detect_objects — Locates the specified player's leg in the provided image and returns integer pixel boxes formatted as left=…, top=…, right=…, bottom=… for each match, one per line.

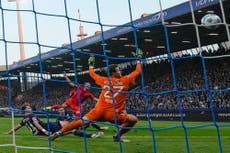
left=91, top=123, right=109, bottom=131
left=76, top=108, right=105, bottom=137
left=72, top=129, right=104, bottom=138
left=90, top=131, right=104, bottom=138
left=59, top=120, right=69, bottom=127
left=50, top=119, right=83, bottom=140
left=48, top=121, right=63, bottom=133
left=113, top=113, right=138, bottom=142
left=50, top=108, right=101, bottom=140
left=119, top=114, right=138, bottom=135
left=71, top=120, right=104, bottom=138
left=91, top=123, right=101, bottom=130
left=60, top=107, right=100, bottom=134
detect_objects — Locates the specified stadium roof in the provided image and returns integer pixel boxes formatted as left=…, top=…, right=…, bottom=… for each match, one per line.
left=7, top=0, right=230, bottom=74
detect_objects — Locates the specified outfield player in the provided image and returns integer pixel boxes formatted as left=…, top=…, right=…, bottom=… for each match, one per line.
left=50, top=50, right=142, bottom=142
left=6, top=103, right=104, bottom=138
left=47, top=72, right=98, bottom=117
left=46, top=72, right=108, bottom=130
left=7, top=103, right=63, bottom=136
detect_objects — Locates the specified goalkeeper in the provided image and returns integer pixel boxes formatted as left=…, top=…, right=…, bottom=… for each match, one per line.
left=50, top=49, right=143, bottom=142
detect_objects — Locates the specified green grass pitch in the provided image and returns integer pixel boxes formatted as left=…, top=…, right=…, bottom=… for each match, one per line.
left=0, top=117, right=229, bottom=153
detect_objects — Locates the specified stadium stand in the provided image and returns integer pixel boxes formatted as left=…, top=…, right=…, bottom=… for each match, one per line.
left=1, top=49, right=229, bottom=113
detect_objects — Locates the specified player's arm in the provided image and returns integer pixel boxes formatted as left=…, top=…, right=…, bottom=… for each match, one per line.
left=64, top=71, right=76, bottom=88
left=85, top=91, right=98, bottom=102
left=6, top=124, right=22, bottom=134
left=90, top=93, right=98, bottom=102
left=89, top=94, right=98, bottom=102
left=128, top=61, right=141, bottom=78
left=128, top=49, right=143, bottom=81
left=89, top=67, right=102, bottom=82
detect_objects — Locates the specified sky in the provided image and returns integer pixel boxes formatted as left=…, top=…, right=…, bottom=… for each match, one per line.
left=0, top=0, right=187, bottom=65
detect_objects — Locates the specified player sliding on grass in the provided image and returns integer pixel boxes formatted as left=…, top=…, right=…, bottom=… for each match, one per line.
left=6, top=103, right=103, bottom=138
left=50, top=49, right=143, bottom=142
left=45, top=72, right=109, bottom=131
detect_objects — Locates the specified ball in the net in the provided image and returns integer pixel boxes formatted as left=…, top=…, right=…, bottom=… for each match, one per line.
left=201, top=14, right=222, bottom=29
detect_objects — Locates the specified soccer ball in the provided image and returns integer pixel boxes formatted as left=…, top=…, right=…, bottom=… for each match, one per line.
left=201, top=14, right=222, bottom=29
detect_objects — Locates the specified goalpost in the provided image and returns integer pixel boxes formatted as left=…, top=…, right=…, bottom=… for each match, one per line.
left=0, top=0, right=229, bottom=153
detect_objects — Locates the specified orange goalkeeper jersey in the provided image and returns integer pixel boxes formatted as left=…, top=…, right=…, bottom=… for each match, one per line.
left=89, top=61, right=141, bottom=111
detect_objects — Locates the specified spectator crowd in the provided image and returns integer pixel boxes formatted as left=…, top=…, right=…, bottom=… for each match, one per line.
left=1, top=51, right=229, bottom=113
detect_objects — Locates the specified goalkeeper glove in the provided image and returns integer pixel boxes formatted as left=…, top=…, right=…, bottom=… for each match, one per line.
left=88, top=56, right=95, bottom=66
left=132, top=48, right=143, bottom=58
